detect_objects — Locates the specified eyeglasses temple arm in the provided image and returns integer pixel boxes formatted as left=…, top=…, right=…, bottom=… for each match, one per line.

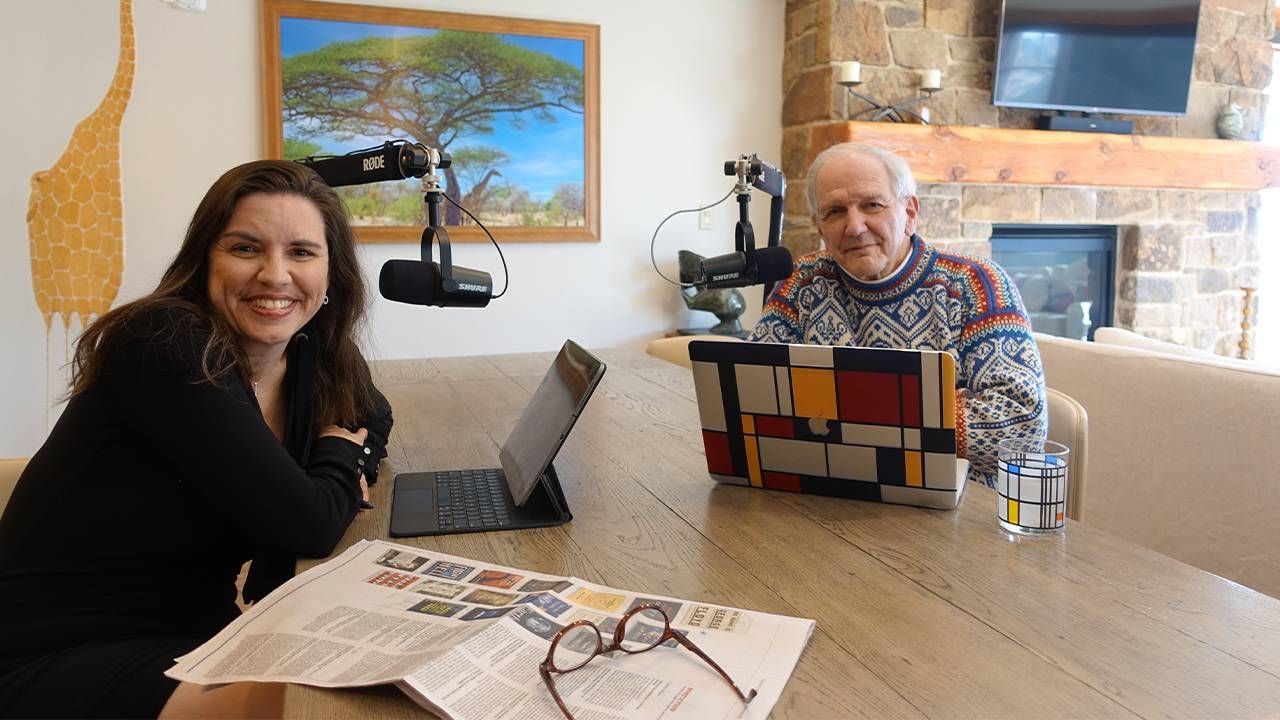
left=670, top=631, right=758, bottom=703
left=539, top=662, right=577, bottom=720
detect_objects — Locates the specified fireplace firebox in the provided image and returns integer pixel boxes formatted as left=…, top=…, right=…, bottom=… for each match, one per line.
left=990, top=225, right=1116, bottom=341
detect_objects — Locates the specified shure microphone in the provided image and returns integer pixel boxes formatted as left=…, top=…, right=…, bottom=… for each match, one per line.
left=297, top=141, right=443, bottom=188
left=699, top=246, right=793, bottom=290
left=380, top=218, right=494, bottom=308
left=675, top=153, right=794, bottom=296
left=379, top=260, right=492, bottom=308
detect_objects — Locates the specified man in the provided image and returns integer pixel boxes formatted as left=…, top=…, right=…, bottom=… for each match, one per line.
left=750, top=142, right=1046, bottom=483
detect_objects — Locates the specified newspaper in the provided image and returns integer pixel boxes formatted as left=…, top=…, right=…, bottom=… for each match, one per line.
left=167, top=539, right=815, bottom=720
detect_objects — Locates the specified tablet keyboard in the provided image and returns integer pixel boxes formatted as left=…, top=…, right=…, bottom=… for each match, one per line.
left=435, top=469, right=512, bottom=530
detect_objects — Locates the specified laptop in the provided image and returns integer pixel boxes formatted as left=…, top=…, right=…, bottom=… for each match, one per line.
left=688, top=340, right=968, bottom=510
left=389, top=340, right=606, bottom=537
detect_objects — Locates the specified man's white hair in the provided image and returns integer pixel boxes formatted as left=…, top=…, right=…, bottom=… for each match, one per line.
left=805, top=142, right=918, bottom=217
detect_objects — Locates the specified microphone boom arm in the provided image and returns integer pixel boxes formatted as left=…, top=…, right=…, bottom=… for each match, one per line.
left=722, top=154, right=788, bottom=302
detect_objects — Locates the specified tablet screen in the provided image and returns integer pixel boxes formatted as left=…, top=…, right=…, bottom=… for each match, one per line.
left=499, top=340, right=605, bottom=506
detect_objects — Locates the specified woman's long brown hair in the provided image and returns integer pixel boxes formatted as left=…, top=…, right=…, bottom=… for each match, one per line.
left=72, top=160, right=374, bottom=428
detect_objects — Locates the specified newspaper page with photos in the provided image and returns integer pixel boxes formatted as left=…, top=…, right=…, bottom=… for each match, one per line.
left=167, top=539, right=815, bottom=720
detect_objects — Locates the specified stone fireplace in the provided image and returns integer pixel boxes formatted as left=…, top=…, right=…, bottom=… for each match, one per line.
left=780, top=0, right=1271, bottom=356
left=914, top=183, right=1259, bottom=353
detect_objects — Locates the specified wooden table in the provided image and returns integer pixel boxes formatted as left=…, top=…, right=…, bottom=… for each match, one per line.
left=285, top=350, right=1280, bottom=718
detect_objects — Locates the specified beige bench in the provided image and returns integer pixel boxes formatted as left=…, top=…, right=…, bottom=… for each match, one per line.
left=1036, top=332, right=1280, bottom=599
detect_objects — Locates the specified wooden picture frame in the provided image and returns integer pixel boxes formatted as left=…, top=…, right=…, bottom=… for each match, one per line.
left=261, top=0, right=600, bottom=243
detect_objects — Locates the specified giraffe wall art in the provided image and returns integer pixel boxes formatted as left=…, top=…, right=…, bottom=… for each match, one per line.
left=27, top=0, right=133, bottom=335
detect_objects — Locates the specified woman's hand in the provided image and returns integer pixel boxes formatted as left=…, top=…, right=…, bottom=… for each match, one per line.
left=320, top=425, right=368, bottom=446
left=320, top=425, right=373, bottom=508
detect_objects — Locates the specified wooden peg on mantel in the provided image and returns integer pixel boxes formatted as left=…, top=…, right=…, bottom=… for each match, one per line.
left=808, top=122, right=1280, bottom=192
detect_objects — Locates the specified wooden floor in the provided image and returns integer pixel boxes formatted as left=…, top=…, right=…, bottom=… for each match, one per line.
left=284, top=349, right=1280, bottom=719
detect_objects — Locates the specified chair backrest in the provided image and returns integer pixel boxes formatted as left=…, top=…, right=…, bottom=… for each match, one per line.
left=1045, top=388, right=1088, bottom=521
left=644, top=335, right=742, bottom=370
left=0, top=458, right=29, bottom=516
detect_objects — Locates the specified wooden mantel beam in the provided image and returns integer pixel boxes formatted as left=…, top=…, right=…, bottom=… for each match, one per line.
left=809, top=122, right=1280, bottom=192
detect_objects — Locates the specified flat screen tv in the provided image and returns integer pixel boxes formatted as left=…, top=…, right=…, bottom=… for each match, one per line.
left=992, top=0, right=1201, bottom=116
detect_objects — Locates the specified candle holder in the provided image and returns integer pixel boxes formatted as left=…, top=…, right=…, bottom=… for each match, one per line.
left=1239, top=286, right=1256, bottom=360
left=835, top=63, right=941, bottom=124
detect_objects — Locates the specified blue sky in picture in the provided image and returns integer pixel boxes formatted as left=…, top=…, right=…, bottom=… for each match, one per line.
left=280, top=18, right=584, bottom=201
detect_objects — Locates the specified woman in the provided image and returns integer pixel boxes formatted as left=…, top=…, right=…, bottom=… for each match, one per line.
left=0, top=160, right=393, bottom=718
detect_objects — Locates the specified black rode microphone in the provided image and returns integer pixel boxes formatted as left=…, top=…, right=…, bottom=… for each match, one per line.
left=379, top=226, right=492, bottom=308
left=297, top=141, right=439, bottom=188
left=699, top=246, right=793, bottom=289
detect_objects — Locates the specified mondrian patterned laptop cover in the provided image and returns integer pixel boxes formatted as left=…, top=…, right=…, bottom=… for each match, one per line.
left=688, top=340, right=967, bottom=510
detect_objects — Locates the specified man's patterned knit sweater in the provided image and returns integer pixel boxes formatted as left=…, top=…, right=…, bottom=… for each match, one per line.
left=748, top=234, right=1047, bottom=484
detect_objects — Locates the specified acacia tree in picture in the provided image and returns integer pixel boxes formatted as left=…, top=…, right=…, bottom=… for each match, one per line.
left=282, top=30, right=584, bottom=225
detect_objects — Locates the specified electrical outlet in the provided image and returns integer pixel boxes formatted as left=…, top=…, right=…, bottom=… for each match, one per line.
left=698, top=209, right=713, bottom=230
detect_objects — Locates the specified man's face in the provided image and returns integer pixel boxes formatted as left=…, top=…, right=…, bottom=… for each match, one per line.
left=813, top=152, right=919, bottom=282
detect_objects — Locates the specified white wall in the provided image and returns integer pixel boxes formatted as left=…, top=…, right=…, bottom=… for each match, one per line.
left=0, top=0, right=784, bottom=456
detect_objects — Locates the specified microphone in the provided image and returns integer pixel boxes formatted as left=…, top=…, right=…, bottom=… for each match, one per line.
left=296, top=141, right=447, bottom=188
left=379, top=260, right=492, bottom=308
left=294, top=139, right=502, bottom=308
left=699, top=246, right=793, bottom=290
left=379, top=224, right=493, bottom=308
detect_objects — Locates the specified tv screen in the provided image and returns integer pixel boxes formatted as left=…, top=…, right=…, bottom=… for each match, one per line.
left=992, top=0, right=1201, bottom=116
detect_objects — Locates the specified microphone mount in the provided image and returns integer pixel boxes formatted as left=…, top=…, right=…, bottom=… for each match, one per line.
left=417, top=156, right=493, bottom=302
left=722, top=154, right=785, bottom=254
left=647, top=154, right=792, bottom=299
left=714, top=154, right=787, bottom=300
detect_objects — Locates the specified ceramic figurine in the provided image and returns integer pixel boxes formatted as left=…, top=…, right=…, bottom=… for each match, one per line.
left=1216, top=103, right=1244, bottom=140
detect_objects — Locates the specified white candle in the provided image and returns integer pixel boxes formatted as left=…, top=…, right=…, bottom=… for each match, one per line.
left=838, top=61, right=861, bottom=84
left=921, top=68, right=942, bottom=90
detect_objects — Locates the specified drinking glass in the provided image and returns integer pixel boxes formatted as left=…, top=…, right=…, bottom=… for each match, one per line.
left=996, top=438, right=1069, bottom=535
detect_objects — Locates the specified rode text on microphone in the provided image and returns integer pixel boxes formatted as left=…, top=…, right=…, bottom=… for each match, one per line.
left=296, top=141, right=437, bottom=188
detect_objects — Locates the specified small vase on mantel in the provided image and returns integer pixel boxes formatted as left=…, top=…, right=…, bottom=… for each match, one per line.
left=1216, top=103, right=1244, bottom=140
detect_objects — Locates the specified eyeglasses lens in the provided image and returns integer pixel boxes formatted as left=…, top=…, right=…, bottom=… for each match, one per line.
left=618, top=607, right=667, bottom=653
left=550, top=624, right=601, bottom=671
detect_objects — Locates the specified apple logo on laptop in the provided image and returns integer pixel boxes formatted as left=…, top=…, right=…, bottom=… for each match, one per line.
left=807, top=417, right=834, bottom=437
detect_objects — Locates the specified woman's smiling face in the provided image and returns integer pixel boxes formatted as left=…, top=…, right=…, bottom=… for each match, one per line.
left=206, top=192, right=329, bottom=360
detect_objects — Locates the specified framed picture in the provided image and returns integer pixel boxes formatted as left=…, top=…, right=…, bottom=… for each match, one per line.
left=261, top=0, right=600, bottom=243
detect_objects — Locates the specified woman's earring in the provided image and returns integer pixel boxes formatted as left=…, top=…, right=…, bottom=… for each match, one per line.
left=323, top=295, right=330, bottom=305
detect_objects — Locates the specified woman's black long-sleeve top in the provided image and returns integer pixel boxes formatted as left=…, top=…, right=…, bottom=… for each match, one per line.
left=0, top=307, right=393, bottom=669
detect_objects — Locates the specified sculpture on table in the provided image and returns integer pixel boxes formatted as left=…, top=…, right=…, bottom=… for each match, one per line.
left=678, top=250, right=747, bottom=337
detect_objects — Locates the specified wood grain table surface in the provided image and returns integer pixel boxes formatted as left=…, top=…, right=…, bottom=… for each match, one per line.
left=284, top=349, right=1280, bottom=719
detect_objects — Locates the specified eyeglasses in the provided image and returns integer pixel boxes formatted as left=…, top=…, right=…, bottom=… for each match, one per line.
left=538, top=603, right=757, bottom=720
